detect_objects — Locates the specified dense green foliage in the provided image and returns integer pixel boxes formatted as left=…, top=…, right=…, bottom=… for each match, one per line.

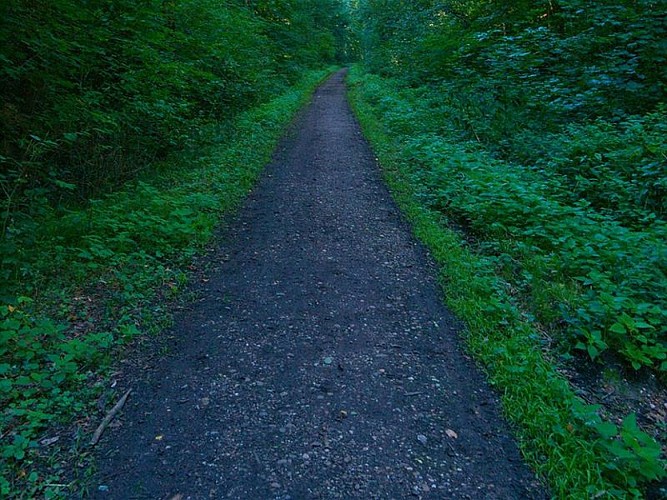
left=349, top=0, right=666, bottom=496
left=0, top=0, right=347, bottom=294
left=351, top=0, right=666, bottom=374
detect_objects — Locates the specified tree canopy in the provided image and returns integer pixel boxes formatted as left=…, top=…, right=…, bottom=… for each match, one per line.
left=0, top=0, right=350, bottom=208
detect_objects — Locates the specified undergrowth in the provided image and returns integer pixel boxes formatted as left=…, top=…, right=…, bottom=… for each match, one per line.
left=347, top=66, right=665, bottom=498
left=358, top=78, right=666, bottom=375
left=0, top=67, right=335, bottom=498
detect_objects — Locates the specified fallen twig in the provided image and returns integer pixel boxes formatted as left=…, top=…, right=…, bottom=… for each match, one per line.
left=600, top=389, right=615, bottom=401
left=90, top=389, right=132, bottom=446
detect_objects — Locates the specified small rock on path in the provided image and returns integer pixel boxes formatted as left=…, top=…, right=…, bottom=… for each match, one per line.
left=93, top=70, right=547, bottom=499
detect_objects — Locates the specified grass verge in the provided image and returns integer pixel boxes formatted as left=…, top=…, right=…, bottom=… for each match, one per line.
left=346, top=66, right=665, bottom=498
left=0, top=67, right=336, bottom=498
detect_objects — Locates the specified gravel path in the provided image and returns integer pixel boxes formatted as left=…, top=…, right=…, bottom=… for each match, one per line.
left=93, top=70, right=546, bottom=499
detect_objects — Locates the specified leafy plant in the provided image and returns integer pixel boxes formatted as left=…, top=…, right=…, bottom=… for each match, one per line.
left=347, top=64, right=666, bottom=497
left=573, top=401, right=665, bottom=494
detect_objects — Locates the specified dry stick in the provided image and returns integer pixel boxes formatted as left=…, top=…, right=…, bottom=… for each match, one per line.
left=90, top=389, right=132, bottom=446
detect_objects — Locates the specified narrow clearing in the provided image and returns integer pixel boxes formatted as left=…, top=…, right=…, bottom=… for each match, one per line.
left=93, top=70, right=546, bottom=499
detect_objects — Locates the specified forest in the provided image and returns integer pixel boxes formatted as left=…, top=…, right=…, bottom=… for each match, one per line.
left=1, top=0, right=665, bottom=497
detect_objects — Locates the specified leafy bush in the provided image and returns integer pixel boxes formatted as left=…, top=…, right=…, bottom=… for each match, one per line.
left=349, top=0, right=667, bottom=374
left=347, top=67, right=666, bottom=496
left=357, top=74, right=667, bottom=373
left=0, top=0, right=348, bottom=220
left=0, top=298, right=111, bottom=495
left=532, top=108, right=667, bottom=223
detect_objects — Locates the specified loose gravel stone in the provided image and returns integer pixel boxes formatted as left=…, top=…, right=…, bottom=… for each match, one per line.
left=92, top=70, right=547, bottom=499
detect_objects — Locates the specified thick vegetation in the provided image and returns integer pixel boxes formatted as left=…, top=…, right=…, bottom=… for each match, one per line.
left=348, top=0, right=665, bottom=497
left=1, top=0, right=345, bottom=496
left=1, top=0, right=348, bottom=288
left=352, top=0, right=666, bottom=373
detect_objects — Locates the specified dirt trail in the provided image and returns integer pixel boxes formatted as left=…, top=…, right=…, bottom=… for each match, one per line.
left=93, top=70, right=546, bottom=499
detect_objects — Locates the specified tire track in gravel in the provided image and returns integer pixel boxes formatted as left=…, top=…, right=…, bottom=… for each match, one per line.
left=92, top=70, right=547, bottom=499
